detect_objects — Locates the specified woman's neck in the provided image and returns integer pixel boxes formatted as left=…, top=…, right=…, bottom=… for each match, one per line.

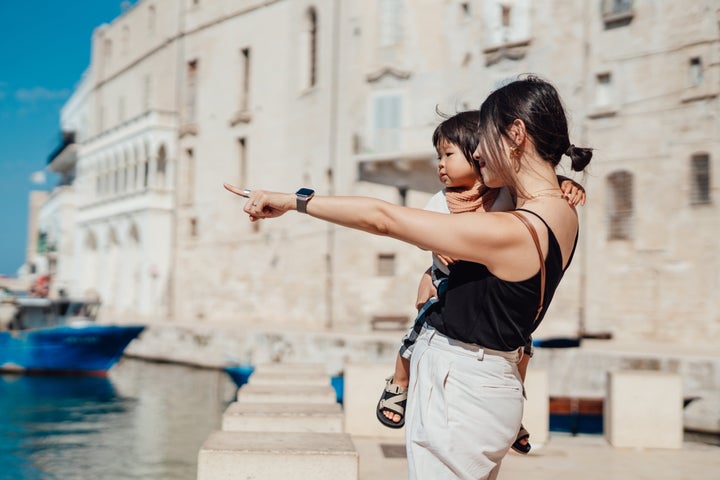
left=514, top=154, right=561, bottom=206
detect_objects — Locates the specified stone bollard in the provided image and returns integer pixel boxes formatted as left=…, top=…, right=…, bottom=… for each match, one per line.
left=343, top=362, right=405, bottom=439
left=521, top=367, right=549, bottom=446
left=222, top=401, right=344, bottom=433
left=197, top=431, right=358, bottom=480
left=604, top=370, right=683, bottom=449
left=236, top=384, right=337, bottom=404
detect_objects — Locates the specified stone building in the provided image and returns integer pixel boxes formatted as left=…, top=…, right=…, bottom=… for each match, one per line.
left=37, top=0, right=718, bottom=343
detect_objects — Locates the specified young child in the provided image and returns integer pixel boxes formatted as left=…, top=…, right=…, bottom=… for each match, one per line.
left=376, top=110, right=585, bottom=455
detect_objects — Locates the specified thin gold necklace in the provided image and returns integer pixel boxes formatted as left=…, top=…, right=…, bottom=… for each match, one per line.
left=529, top=188, right=565, bottom=199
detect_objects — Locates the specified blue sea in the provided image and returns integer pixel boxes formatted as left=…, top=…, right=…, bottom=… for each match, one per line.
left=0, top=359, right=237, bottom=480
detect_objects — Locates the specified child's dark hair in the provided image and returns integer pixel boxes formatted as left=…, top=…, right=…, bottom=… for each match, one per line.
left=432, top=110, right=482, bottom=174
left=478, top=75, right=592, bottom=196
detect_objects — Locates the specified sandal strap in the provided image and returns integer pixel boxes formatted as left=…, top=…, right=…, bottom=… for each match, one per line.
left=379, top=376, right=408, bottom=416
left=379, top=397, right=406, bottom=415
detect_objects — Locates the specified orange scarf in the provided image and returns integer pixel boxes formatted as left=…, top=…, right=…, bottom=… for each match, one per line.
left=445, top=180, right=497, bottom=213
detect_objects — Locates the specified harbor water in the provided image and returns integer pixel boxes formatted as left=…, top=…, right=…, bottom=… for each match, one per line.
left=0, top=358, right=238, bottom=480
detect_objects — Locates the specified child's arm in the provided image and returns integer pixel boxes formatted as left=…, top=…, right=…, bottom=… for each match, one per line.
left=415, top=267, right=436, bottom=310
left=557, top=175, right=586, bottom=207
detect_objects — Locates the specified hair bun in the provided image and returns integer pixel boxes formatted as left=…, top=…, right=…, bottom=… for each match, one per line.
left=566, top=144, right=593, bottom=172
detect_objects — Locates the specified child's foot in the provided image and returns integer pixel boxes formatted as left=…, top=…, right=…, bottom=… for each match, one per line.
left=376, top=376, right=408, bottom=429
left=511, top=425, right=531, bottom=454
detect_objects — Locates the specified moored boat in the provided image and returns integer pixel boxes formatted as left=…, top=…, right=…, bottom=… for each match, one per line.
left=0, top=293, right=144, bottom=375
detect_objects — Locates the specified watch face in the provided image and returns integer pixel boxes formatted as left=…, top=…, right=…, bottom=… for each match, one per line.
left=296, top=188, right=314, bottom=197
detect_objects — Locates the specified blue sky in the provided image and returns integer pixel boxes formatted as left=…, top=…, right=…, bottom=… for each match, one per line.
left=0, top=1, right=135, bottom=276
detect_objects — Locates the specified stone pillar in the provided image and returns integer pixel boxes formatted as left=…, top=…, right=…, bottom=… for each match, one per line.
left=343, top=362, right=405, bottom=439
left=604, top=370, right=683, bottom=449
left=522, top=367, right=549, bottom=445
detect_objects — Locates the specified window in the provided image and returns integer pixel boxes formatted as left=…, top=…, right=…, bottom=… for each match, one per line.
left=689, top=57, right=703, bottom=86
left=156, top=145, right=167, bottom=188
left=379, top=0, right=403, bottom=46
left=299, top=9, right=318, bottom=90
left=604, top=0, right=633, bottom=16
left=143, top=160, right=149, bottom=188
left=603, top=0, right=634, bottom=27
left=690, top=154, right=711, bottom=205
left=104, top=38, right=113, bottom=59
left=501, top=4, right=511, bottom=27
left=307, top=9, right=318, bottom=87
left=186, top=60, right=198, bottom=123
left=183, top=148, right=194, bottom=205
left=595, top=73, right=612, bottom=108
left=372, top=93, right=402, bottom=152
left=121, top=26, right=130, bottom=55
left=240, top=48, right=251, bottom=110
left=377, top=253, right=396, bottom=276
left=148, top=5, right=156, bottom=34
left=238, top=138, right=247, bottom=188
left=190, top=218, right=198, bottom=238
left=460, top=2, right=471, bottom=17
left=607, top=171, right=633, bottom=240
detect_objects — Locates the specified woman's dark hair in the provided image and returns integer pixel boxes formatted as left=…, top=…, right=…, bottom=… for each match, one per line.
left=478, top=75, right=592, bottom=196
left=432, top=110, right=482, bottom=175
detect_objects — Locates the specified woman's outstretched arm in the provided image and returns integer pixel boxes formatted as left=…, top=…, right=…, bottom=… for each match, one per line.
left=223, top=183, right=538, bottom=278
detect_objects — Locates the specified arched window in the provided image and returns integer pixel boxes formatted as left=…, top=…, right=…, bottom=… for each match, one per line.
left=307, top=8, right=318, bottom=87
left=299, top=8, right=318, bottom=89
left=156, top=144, right=167, bottom=188
left=128, top=223, right=140, bottom=244
left=108, top=228, right=119, bottom=249
left=690, top=153, right=711, bottom=205
left=607, top=171, right=633, bottom=240
left=85, top=231, right=98, bottom=250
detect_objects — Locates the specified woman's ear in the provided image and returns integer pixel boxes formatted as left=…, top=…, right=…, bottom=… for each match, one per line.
left=509, top=119, right=526, bottom=147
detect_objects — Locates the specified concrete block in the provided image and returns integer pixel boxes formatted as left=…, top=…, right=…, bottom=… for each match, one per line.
left=522, top=367, right=549, bottom=445
left=248, top=370, right=331, bottom=387
left=237, top=384, right=337, bottom=404
left=343, top=362, right=405, bottom=439
left=604, top=370, right=683, bottom=449
left=222, top=401, right=344, bottom=433
left=197, top=430, right=358, bottom=480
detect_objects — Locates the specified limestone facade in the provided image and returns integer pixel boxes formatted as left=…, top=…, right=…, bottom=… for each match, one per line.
left=37, top=0, right=719, bottom=342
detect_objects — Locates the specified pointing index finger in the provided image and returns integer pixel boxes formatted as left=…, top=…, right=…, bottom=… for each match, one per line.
left=223, top=183, right=252, bottom=197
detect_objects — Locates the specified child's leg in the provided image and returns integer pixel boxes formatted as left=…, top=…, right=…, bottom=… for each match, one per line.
left=393, top=351, right=411, bottom=387
left=379, top=352, right=411, bottom=424
left=512, top=352, right=532, bottom=453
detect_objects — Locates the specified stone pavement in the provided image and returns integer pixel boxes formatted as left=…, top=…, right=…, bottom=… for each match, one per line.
left=353, top=433, right=720, bottom=480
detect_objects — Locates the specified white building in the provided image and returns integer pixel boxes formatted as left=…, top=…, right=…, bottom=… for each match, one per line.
left=36, top=0, right=718, bottom=343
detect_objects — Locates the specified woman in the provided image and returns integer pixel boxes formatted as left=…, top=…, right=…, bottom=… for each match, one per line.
left=224, top=75, right=592, bottom=479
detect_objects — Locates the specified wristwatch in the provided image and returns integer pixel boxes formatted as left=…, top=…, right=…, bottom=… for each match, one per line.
left=295, top=188, right=315, bottom=213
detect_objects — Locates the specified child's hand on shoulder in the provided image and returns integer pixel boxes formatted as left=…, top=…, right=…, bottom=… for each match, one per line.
left=559, top=177, right=586, bottom=207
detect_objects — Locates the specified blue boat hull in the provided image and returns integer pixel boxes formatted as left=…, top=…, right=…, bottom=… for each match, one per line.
left=0, top=325, right=144, bottom=375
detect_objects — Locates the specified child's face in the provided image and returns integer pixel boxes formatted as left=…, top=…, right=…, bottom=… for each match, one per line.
left=436, top=140, right=479, bottom=189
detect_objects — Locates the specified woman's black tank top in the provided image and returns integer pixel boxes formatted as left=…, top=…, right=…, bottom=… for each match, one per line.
left=426, top=209, right=578, bottom=351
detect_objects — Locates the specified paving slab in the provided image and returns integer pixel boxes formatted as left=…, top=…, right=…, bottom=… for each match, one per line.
left=351, top=433, right=720, bottom=480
